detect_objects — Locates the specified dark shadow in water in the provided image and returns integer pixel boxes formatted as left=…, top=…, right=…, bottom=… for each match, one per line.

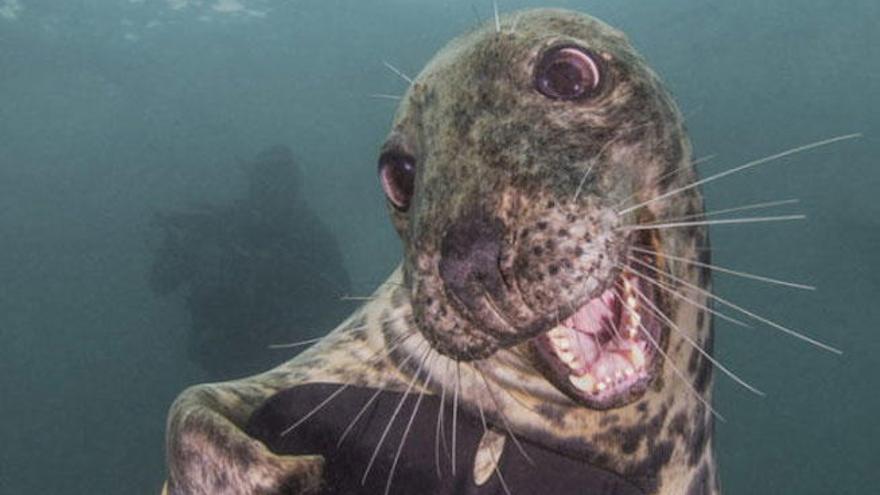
left=148, top=145, right=353, bottom=378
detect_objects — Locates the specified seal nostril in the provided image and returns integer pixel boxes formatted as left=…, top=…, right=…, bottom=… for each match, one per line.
left=438, top=210, right=506, bottom=306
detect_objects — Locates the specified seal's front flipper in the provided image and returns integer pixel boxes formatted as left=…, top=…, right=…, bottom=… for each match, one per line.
left=165, top=382, right=325, bottom=495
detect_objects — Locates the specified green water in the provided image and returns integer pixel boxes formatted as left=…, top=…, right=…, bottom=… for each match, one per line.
left=0, top=1, right=876, bottom=493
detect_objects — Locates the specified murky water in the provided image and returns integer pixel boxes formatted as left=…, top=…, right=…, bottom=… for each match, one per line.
left=1, top=1, right=876, bottom=493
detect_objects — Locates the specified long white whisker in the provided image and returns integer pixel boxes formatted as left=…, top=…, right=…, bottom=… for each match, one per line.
left=574, top=123, right=653, bottom=202
left=618, top=262, right=751, bottom=328
left=452, top=361, right=461, bottom=477
left=616, top=154, right=716, bottom=209
left=361, top=345, right=431, bottom=484
left=282, top=384, right=349, bottom=436
left=628, top=255, right=843, bottom=355
left=340, top=295, right=378, bottom=301
left=572, top=162, right=595, bottom=203
left=492, top=0, right=501, bottom=33
left=270, top=316, right=400, bottom=349
left=281, top=332, right=414, bottom=435
left=631, top=246, right=815, bottom=291
left=691, top=154, right=717, bottom=167
left=475, top=363, right=534, bottom=466
left=618, top=133, right=861, bottom=215
left=337, top=349, right=420, bottom=447
left=267, top=336, right=323, bottom=349
left=337, top=387, right=385, bottom=446
left=668, top=199, right=800, bottom=223
left=435, top=358, right=450, bottom=478
left=484, top=350, right=553, bottom=415
left=384, top=352, right=436, bottom=495
left=475, top=381, right=513, bottom=495
left=368, top=93, right=403, bottom=101
left=613, top=289, right=725, bottom=421
left=619, top=214, right=806, bottom=231
left=382, top=60, right=414, bottom=85
left=628, top=282, right=765, bottom=396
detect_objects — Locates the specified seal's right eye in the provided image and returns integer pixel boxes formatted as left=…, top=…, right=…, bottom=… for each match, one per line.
left=378, top=151, right=416, bottom=211
left=535, top=45, right=604, bottom=101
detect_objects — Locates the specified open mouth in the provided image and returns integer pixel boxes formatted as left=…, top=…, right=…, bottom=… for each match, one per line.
left=531, top=251, right=664, bottom=408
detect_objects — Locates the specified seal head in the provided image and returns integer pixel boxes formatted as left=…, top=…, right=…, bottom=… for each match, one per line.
left=378, top=9, right=698, bottom=410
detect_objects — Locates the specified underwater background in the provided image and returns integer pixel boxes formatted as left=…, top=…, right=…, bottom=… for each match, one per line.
left=0, top=0, right=877, bottom=493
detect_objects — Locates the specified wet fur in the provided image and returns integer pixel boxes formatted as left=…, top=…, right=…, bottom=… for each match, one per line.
left=164, top=9, right=719, bottom=494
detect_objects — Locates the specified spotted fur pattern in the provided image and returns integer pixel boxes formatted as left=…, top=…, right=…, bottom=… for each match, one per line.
left=163, top=9, right=719, bottom=494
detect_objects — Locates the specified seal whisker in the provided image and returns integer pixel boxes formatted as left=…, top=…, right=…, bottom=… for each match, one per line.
left=613, top=288, right=726, bottom=421
left=269, top=316, right=401, bottom=349
left=626, top=280, right=766, bottom=396
left=384, top=351, right=437, bottom=495
left=361, top=343, right=432, bottom=485
left=336, top=349, right=421, bottom=447
left=434, top=358, right=451, bottom=478
left=475, top=386, right=513, bottom=495
left=486, top=350, right=556, bottom=414
left=452, top=361, right=461, bottom=477
left=267, top=336, right=324, bottom=349
left=382, top=60, right=414, bottom=86
left=631, top=245, right=816, bottom=291
left=369, top=93, right=403, bottom=101
left=474, top=361, right=536, bottom=466
left=615, top=154, right=716, bottom=208
left=573, top=122, right=654, bottom=202
left=614, top=263, right=751, bottom=328
left=627, top=255, right=844, bottom=354
left=664, top=198, right=800, bottom=224
left=492, top=0, right=501, bottom=33
left=281, top=331, right=415, bottom=435
left=340, top=295, right=378, bottom=301
left=619, top=214, right=806, bottom=231
left=617, top=133, right=862, bottom=215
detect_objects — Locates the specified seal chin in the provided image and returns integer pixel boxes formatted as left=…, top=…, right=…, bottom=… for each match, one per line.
left=530, top=250, right=664, bottom=409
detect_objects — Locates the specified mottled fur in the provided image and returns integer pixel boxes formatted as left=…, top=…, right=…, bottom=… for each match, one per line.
left=164, top=9, right=718, bottom=494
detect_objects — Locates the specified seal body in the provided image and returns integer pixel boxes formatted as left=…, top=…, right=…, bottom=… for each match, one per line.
left=163, top=9, right=718, bottom=495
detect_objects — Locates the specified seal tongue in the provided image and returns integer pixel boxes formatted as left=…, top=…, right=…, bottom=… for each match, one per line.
left=567, top=290, right=617, bottom=333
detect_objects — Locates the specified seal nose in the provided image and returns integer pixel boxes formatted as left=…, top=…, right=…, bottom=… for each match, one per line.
left=439, top=210, right=506, bottom=308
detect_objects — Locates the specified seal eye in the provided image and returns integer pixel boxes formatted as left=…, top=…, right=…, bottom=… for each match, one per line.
left=535, top=46, right=603, bottom=101
left=378, top=152, right=416, bottom=211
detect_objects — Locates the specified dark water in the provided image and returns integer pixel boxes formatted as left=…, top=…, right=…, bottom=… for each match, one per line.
left=1, top=1, right=876, bottom=493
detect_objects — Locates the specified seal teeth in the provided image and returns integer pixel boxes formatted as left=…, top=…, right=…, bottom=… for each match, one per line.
left=550, top=334, right=570, bottom=350
left=630, top=346, right=646, bottom=368
left=550, top=330, right=583, bottom=370
left=621, top=275, right=642, bottom=338
left=549, top=327, right=567, bottom=339
left=557, top=349, right=577, bottom=365
left=568, top=373, right=595, bottom=392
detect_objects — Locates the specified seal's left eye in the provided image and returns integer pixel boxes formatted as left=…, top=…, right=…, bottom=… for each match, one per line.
left=378, top=152, right=416, bottom=211
left=535, top=46, right=603, bottom=101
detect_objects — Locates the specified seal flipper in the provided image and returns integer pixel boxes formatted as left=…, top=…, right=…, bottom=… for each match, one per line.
left=247, top=383, right=646, bottom=495
left=164, top=382, right=325, bottom=495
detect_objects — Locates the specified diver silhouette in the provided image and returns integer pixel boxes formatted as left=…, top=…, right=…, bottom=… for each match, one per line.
left=149, top=145, right=353, bottom=378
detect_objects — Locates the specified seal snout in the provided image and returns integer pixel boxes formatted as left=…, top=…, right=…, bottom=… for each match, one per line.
left=437, top=210, right=521, bottom=340
left=439, top=210, right=507, bottom=306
